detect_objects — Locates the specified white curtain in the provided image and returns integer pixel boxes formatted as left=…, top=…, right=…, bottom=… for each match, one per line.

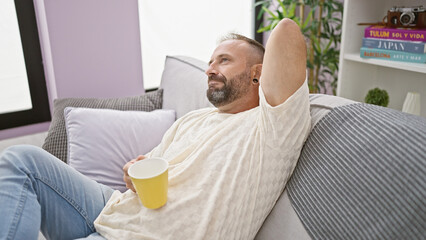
left=0, top=1, right=32, bottom=114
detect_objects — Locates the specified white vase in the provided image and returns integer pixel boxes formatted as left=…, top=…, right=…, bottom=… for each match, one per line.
left=402, top=92, right=421, bottom=116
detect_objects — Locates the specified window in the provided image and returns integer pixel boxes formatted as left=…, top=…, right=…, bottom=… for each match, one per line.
left=138, top=0, right=258, bottom=89
left=0, top=0, right=51, bottom=130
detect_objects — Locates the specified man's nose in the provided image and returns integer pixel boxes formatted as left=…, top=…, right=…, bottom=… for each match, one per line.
left=205, top=64, right=218, bottom=76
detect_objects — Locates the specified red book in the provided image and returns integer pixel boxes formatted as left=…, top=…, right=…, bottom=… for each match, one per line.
left=364, top=25, right=426, bottom=42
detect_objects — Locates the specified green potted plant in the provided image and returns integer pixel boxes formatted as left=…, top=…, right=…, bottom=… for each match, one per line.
left=365, top=88, right=389, bottom=107
left=256, top=0, right=343, bottom=94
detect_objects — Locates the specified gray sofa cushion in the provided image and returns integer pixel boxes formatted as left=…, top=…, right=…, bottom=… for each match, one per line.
left=308, top=94, right=355, bottom=129
left=160, top=55, right=212, bottom=118
left=287, top=103, right=426, bottom=239
left=42, top=89, right=163, bottom=162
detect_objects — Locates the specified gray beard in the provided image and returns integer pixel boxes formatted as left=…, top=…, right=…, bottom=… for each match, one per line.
left=206, top=70, right=250, bottom=107
left=207, top=87, right=234, bottom=107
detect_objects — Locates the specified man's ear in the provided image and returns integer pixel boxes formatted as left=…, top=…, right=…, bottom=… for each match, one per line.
left=250, top=64, right=262, bottom=81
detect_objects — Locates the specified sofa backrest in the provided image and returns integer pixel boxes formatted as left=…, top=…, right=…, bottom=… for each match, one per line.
left=160, top=55, right=212, bottom=119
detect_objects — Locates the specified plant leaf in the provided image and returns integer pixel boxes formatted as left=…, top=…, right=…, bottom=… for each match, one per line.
left=262, top=6, right=279, bottom=19
left=301, top=9, right=313, bottom=29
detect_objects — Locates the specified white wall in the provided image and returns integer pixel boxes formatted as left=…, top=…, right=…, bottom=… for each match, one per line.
left=138, top=0, right=254, bottom=89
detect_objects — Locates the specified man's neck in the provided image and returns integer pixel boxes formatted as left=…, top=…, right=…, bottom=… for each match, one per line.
left=217, top=95, right=259, bottom=114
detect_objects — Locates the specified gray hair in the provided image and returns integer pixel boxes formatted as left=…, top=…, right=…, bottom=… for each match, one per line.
left=220, top=33, right=265, bottom=64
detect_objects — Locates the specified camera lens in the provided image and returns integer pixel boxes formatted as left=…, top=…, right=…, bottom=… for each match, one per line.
left=400, top=12, right=415, bottom=25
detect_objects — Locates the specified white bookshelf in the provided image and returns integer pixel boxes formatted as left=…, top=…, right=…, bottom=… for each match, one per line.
left=337, top=0, right=426, bottom=117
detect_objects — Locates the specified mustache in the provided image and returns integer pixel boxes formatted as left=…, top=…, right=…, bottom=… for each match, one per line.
left=208, top=74, right=227, bottom=83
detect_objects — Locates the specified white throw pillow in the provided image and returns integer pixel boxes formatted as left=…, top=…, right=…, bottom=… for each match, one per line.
left=64, top=108, right=175, bottom=192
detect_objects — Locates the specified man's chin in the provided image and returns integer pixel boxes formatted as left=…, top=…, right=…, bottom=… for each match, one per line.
left=207, top=90, right=226, bottom=106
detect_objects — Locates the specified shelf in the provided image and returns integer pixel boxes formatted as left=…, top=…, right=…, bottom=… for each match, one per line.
left=338, top=0, right=426, bottom=118
left=344, top=53, right=426, bottom=74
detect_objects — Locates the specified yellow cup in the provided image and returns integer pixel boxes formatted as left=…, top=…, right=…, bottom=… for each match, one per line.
left=128, top=157, right=168, bottom=209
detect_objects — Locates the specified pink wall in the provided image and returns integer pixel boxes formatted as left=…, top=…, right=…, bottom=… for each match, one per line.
left=0, top=0, right=144, bottom=140
left=43, top=0, right=144, bottom=98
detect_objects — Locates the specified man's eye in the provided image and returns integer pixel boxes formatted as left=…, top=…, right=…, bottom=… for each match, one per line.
left=221, top=58, right=228, bottom=63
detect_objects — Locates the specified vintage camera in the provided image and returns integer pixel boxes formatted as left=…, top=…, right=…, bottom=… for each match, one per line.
left=387, top=5, right=426, bottom=28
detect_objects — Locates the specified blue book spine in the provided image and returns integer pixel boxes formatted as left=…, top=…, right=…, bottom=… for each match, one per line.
left=362, top=38, right=426, bottom=54
left=360, top=47, right=426, bottom=63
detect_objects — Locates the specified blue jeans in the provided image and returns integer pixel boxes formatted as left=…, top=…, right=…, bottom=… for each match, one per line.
left=0, top=145, right=114, bottom=240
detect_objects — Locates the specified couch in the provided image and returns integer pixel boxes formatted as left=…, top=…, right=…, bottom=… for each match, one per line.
left=11, top=55, right=425, bottom=239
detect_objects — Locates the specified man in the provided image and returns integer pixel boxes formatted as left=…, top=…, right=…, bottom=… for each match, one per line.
left=0, top=18, right=310, bottom=239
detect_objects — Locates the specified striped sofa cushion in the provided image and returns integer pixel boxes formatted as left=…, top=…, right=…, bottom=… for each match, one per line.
left=287, top=103, right=426, bottom=239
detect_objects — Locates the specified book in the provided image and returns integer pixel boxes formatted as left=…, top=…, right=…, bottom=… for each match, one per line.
left=362, top=38, right=426, bottom=54
left=364, top=25, right=426, bottom=42
left=360, top=47, right=426, bottom=63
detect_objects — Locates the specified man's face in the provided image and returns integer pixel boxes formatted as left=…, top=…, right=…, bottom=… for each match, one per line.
left=206, top=40, right=252, bottom=107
